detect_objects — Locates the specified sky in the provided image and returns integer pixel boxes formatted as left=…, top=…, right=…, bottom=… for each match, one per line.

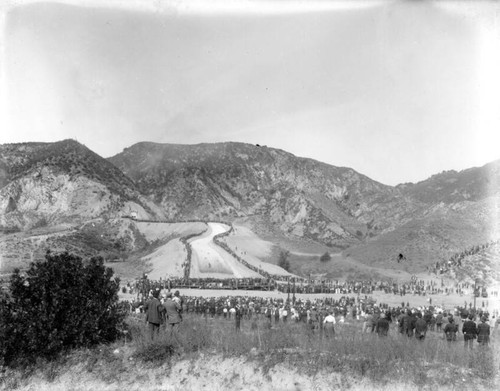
left=1, top=0, right=500, bottom=186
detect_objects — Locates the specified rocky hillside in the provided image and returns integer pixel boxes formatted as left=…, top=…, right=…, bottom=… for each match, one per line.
left=109, top=142, right=411, bottom=249
left=1, top=139, right=499, bottom=277
left=109, top=142, right=500, bottom=271
left=398, top=160, right=500, bottom=203
left=0, top=140, right=165, bottom=230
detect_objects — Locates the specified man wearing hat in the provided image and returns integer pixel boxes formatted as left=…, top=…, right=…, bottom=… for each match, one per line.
left=144, top=289, right=164, bottom=340
left=164, top=291, right=182, bottom=333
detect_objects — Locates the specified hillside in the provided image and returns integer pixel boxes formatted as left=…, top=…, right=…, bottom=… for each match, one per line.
left=0, top=139, right=166, bottom=230
left=398, top=159, right=500, bottom=203
left=1, top=139, right=499, bottom=282
left=109, top=142, right=500, bottom=276
left=108, top=142, right=411, bottom=249
left=440, top=239, right=500, bottom=287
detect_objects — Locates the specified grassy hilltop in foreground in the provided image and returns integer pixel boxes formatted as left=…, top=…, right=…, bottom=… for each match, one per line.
left=1, top=139, right=500, bottom=282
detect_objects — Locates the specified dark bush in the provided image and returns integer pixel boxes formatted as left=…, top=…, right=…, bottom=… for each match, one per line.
left=278, top=250, right=291, bottom=272
left=319, top=252, right=332, bottom=262
left=132, top=342, right=175, bottom=365
left=0, top=251, right=126, bottom=367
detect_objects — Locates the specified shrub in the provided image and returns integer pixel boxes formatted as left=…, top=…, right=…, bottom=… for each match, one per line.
left=0, top=251, right=126, bottom=367
left=278, top=250, right=291, bottom=272
left=319, top=252, right=331, bottom=262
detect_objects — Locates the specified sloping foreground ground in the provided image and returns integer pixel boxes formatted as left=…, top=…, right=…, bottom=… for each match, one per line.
left=1, top=350, right=497, bottom=391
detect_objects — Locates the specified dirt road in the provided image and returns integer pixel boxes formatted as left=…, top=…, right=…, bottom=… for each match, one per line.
left=189, top=223, right=262, bottom=278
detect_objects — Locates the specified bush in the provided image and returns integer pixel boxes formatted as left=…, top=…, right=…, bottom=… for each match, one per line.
left=278, top=250, right=291, bottom=272
left=319, top=252, right=331, bottom=262
left=0, top=251, right=126, bottom=367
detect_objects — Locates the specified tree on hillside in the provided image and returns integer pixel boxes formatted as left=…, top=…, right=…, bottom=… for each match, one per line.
left=319, top=252, right=332, bottom=263
left=0, top=251, right=126, bottom=367
left=278, top=250, right=291, bottom=272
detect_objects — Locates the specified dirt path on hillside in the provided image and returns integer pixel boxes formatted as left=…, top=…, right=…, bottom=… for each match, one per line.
left=189, top=223, right=262, bottom=278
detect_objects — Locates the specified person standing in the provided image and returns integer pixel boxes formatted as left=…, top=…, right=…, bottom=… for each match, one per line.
left=477, top=316, right=491, bottom=346
left=363, top=311, right=374, bottom=333
left=462, top=314, right=477, bottom=349
left=414, top=313, right=428, bottom=341
left=323, top=310, right=336, bottom=338
left=309, top=306, right=319, bottom=331
left=173, top=290, right=184, bottom=320
left=144, top=289, right=164, bottom=340
left=444, top=316, right=458, bottom=343
left=375, top=313, right=390, bottom=337
left=402, top=309, right=414, bottom=337
left=235, top=304, right=243, bottom=331
left=435, top=312, right=444, bottom=332
left=164, top=292, right=182, bottom=334
left=273, top=305, right=280, bottom=324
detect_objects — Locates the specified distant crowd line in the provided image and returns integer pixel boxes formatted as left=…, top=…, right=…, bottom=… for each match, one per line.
left=126, top=275, right=498, bottom=301
left=433, top=239, right=500, bottom=275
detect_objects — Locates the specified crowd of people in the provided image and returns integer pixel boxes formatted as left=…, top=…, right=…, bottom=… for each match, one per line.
left=433, top=239, right=500, bottom=275
left=126, top=275, right=497, bottom=301
left=130, top=288, right=499, bottom=346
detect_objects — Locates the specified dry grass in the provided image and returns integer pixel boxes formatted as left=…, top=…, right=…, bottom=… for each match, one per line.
left=1, top=313, right=498, bottom=391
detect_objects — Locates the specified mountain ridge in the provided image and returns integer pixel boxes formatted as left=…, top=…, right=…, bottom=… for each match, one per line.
left=1, top=139, right=499, bottom=280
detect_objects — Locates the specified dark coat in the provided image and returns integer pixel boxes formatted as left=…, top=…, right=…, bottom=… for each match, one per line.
left=444, top=322, right=458, bottom=341
left=415, top=318, right=428, bottom=338
left=144, top=297, right=164, bottom=325
left=462, top=320, right=477, bottom=340
left=376, top=318, right=390, bottom=336
left=477, top=322, right=490, bottom=343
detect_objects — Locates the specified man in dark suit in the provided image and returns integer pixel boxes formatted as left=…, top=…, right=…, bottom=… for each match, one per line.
left=462, top=314, right=477, bottom=349
left=375, top=313, right=390, bottom=337
left=477, top=316, right=490, bottom=346
left=415, top=312, right=428, bottom=341
left=144, top=289, right=164, bottom=340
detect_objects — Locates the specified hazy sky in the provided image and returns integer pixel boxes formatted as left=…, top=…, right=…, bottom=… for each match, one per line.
left=1, top=0, right=499, bottom=186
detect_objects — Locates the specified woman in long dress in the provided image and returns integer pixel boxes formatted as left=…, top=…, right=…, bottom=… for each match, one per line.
left=323, top=309, right=336, bottom=338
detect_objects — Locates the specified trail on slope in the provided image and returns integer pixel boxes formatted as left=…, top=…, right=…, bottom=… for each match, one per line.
left=189, top=223, right=262, bottom=279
